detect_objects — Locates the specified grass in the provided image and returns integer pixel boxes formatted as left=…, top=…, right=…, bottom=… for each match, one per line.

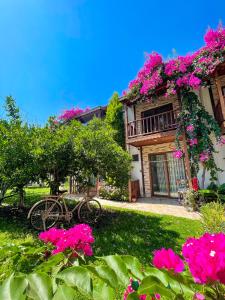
left=0, top=187, right=202, bottom=296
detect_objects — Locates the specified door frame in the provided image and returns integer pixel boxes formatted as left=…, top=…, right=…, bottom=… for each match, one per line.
left=149, top=151, right=186, bottom=198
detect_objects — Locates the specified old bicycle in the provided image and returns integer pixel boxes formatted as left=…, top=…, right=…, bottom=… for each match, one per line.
left=27, top=191, right=102, bottom=231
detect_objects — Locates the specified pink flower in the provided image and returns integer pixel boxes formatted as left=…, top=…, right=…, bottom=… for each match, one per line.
left=199, top=151, right=209, bottom=162
left=189, top=138, right=198, bottom=146
left=123, top=279, right=147, bottom=300
left=173, top=150, right=183, bottom=159
left=39, top=224, right=95, bottom=256
left=129, top=79, right=139, bottom=90
left=122, top=90, right=127, bottom=96
left=182, top=233, right=225, bottom=284
left=189, top=74, right=201, bottom=89
left=194, top=293, right=205, bottom=300
left=58, top=107, right=90, bottom=121
left=153, top=248, right=184, bottom=273
left=186, top=124, right=194, bottom=132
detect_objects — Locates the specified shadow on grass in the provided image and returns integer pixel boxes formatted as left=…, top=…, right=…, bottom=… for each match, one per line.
left=90, top=208, right=185, bottom=264
left=0, top=203, right=200, bottom=264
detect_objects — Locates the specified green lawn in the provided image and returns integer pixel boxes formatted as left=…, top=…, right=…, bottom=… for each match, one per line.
left=0, top=187, right=202, bottom=287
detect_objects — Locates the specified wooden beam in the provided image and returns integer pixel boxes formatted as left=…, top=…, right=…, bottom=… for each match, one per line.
left=215, top=74, right=225, bottom=121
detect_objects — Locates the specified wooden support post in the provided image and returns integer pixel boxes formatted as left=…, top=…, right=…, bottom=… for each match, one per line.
left=215, top=74, right=225, bottom=128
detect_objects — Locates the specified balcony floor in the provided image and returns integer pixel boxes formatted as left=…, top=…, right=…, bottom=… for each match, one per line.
left=126, top=129, right=177, bottom=147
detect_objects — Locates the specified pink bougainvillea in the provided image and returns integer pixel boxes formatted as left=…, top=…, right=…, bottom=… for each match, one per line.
left=186, top=124, right=195, bottom=133
left=126, top=24, right=225, bottom=98
left=173, top=150, right=183, bottom=159
left=58, top=107, right=90, bottom=121
left=199, top=151, right=209, bottom=162
left=152, top=248, right=184, bottom=273
left=182, top=233, right=225, bottom=284
left=194, top=293, right=205, bottom=300
left=39, top=224, right=94, bottom=256
left=123, top=279, right=160, bottom=300
left=189, top=138, right=198, bottom=146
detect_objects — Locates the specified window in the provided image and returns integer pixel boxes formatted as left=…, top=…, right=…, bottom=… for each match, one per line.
left=132, top=154, right=139, bottom=162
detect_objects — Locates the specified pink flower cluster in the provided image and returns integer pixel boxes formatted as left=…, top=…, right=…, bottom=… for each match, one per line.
left=176, top=74, right=201, bottom=90
left=204, top=26, right=225, bottom=49
left=173, top=149, right=183, bottom=159
left=182, top=233, right=225, bottom=284
left=126, top=24, right=225, bottom=98
left=153, top=248, right=184, bottom=273
left=140, top=71, right=163, bottom=95
left=186, top=124, right=195, bottom=133
left=39, top=224, right=94, bottom=256
left=58, top=107, right=90, bottom=121
left=165, top=55, right=194, bottom=76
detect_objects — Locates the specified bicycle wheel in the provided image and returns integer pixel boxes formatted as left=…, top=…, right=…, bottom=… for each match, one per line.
left=29, top=199, right=62, bottom=231
left=78, top=199, right=102, bottom=224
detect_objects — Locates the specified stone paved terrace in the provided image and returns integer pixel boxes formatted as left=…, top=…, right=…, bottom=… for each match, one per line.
left=94, top=197, right=201, bottom=220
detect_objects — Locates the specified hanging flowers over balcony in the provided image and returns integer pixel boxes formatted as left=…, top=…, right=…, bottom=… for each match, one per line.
left=124, top=24, right=225, bottom=183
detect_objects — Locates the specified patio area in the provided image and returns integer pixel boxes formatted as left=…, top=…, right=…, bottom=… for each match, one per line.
left=94, top=196, right=200, bottom=220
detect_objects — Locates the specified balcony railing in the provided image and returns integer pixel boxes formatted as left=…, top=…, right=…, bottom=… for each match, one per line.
left=127, top=110, right=178, bottom=138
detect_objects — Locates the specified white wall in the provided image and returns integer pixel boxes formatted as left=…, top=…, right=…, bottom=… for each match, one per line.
left=128, top=145, right=144, bottom=196
left=198, top=87, right=225, bottom=188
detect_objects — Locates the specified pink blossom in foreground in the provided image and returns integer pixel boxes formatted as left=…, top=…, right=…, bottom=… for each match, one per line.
left=123, top=279, right=147, bottom=300
left=39, top=224, right=94, bottom=256
left=194, top=293, right=205, bottom=300
left=123, top=279, right=160, bottom=300
left=189, top=138, right=198, bottom=146
left=153, top=248, right=184, bottom=273
left=173, top=150, right=183, bottom=159
left=182, top=233, right=225, bottom=284
left=186, top=124, right=194, bottom=132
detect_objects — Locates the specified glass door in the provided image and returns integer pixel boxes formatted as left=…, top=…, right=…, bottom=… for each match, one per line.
left=150, top=152, right=186, bottom=197
left=150, top=154, right=169, bottom=196
left=167, top=152, right=186, bottom=197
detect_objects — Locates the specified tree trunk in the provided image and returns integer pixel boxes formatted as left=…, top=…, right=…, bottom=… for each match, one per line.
left=201, top=165, right=206, bottom=189
left=18, top=188, right=25, bottom=208
left=50, top=181, right=60, bottom=195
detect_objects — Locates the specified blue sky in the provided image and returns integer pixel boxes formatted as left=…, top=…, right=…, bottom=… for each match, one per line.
left=0, top=0, right=224, bottom=124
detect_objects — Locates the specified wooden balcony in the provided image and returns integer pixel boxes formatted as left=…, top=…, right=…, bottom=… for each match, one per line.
left=126, top=110, right=178, bottom=146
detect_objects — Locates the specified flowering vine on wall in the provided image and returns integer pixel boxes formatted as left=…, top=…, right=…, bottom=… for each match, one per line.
left=123, top=25, right=225, bottom=184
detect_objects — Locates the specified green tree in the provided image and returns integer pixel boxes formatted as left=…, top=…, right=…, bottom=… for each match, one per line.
left=105, top=92, right=125, bottom=148
left=0, top=96, right=38, bottom=206
left=35, top=118, right=82, bottom=195
left=74, top=118, right=131, bottom=189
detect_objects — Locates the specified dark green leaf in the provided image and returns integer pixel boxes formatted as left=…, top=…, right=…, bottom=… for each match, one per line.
left=86, top=265, right=118, bottom=288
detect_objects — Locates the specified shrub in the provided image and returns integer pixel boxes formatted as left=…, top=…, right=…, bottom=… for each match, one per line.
left=99, top=185, right=128, bottom=201
left=183, top=189, right=200, bottom=211
left=1, top=232, right=225, bottom=299
left=200, top=201, right=225, bottom=233
left=218, top=183, right=225, bottom=194
left=207, top=182, right=218, bottom=191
